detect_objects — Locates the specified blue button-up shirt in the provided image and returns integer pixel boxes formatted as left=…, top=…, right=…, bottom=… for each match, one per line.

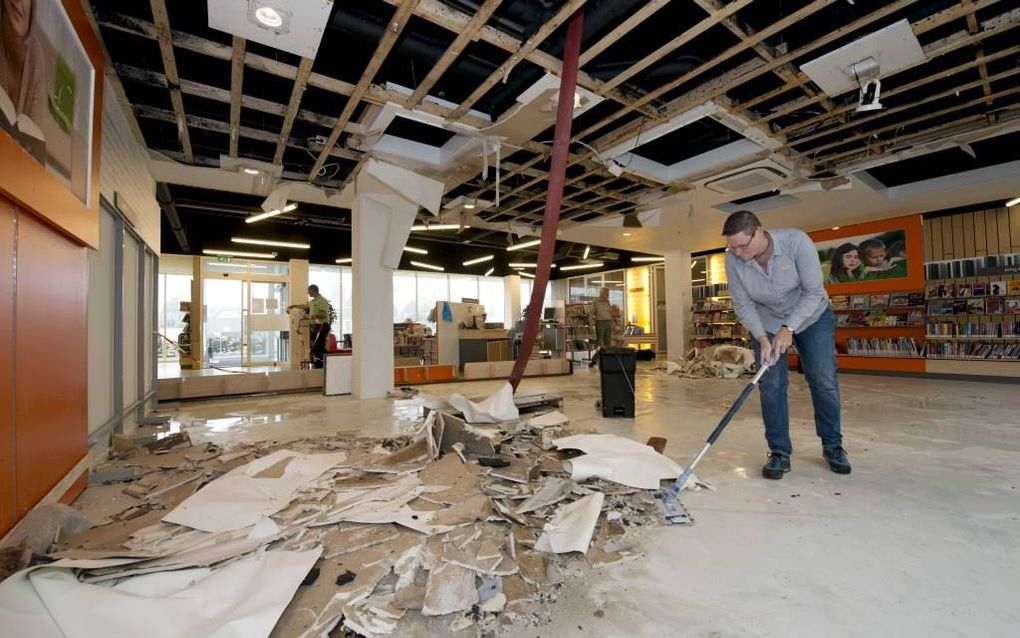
left=724, top=228, right=829, bottom=340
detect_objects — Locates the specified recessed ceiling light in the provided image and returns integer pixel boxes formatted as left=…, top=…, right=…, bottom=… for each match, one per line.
left=242, top=167, right=260, bottom=175
left=202, top=249, right=277, bottom=259
left=507, top=238, right=541, bottom=251
left=231, top=237, right=310, bottom=249
left=583, top=245, right=590, bottom=260
left=246, top=202, right=297, bottom=224
left=335, top=257, right=352, bottom=264
left=463, top=198, right=477, bottom=210
left=622, top=232, right=632, bottom=237
left=518, top=271, right=536, bottom=279
left=484, top=267, right=494, bottom=277
left=1006, top=196, right=1020, bottom=207
left=254, top=6, right=284, bottom=28
left=832, top=226, right=841, bottom=230
left=403, top=246, right=428, bottom=255
left=509, top=262, right=538, bottom=268
left=560, top=262, right=604, bottom=271
left=463, top=255, right=494, bottom=266
left=410, top=260, right=444, bottom=272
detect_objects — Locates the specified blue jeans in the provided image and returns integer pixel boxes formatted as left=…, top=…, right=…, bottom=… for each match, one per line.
left=751, top=306, right=842, bottom=457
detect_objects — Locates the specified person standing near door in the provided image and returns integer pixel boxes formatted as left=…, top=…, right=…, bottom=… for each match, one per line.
left=590, top=287, right=618, bottom=368
left=722, top=210, right=851, bottom=480
left=288, top=284, right=332, bottom=368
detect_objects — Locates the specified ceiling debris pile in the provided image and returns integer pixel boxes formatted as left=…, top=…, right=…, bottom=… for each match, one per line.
left=0, top=397, right=706, bottom=637
left=657, top=344, right=756, bottom=379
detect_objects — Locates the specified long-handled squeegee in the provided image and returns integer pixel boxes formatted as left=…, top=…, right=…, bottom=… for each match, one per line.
left=654, top=360, right=774, bottom=525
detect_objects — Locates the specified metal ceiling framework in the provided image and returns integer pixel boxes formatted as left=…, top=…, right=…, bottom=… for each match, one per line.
left=87, top=0, right=1020, bottom=269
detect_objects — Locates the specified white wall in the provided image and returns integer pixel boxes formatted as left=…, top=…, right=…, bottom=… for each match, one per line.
left=99, top=80, right=160, bottom=251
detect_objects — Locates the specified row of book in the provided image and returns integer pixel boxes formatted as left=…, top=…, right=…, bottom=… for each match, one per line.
left=925, top=281, right=1020, bottom=298
left=831, top=292, right=924, bottom=309
left=836, top=310, right=925, bottom=327
left=692, top=284, right=730, bottom=301
left=925, top=321, right=1020, bottom=337
left=693, top=326, right=748, bottom=339
left=925, top=253, right=1020, bottom=280
left=845, top=338, right=923, bottom=357
left=927, top=298, right=1020, bottom=315
left=925, top=342, right=1020, bottom=360
left=693, top=299, right=734, bottom=312
left=693, top=310, right=737, bottom=322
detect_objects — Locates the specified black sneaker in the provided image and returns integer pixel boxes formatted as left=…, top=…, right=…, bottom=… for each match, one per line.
left=823, top=447, right=852, bottom=474
left=762, top=453, right=791, bottom=479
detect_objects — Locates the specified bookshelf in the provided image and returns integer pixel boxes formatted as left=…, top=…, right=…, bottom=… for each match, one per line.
left=565, top=302, right=595, bottom=362
left=690, top=296, right=749, bottom=349
left=922, top=279, right=1020, bottom=362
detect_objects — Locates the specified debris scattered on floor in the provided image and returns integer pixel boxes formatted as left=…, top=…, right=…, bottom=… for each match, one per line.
left=0, top=389, right=705, bottom=637
left=656, top=345, right=756, bottom=379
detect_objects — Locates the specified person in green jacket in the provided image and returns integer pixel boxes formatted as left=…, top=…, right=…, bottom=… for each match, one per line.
left=288, top=285, right=332, bottom=368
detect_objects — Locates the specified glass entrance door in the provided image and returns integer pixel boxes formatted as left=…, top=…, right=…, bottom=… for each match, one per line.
left=203, top=265, right=290, bottom=367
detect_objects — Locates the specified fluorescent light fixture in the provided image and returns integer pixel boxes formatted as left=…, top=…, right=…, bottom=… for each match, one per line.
left=335, top=257, right=352, bottom=264
left=463, top=198, right=477, bottom=210
left=631, top=256, right=665, bottom=262
left=203, top=249, right=277, bottom=259
left=691, top=261, right=697, bottom=269
left=245, top=202, right=297, bottom=224
left=484, top=267, right=494, bottom=277
left=204, top=261, right=268, bottom=270
left=518, top=271, right=536, bottom=279
left=231, top=237, right=309, bottom=249
left=509, top=262, right=537, bottom=268
left=410, top=224, right=470, bottom=231
left=242, top=167, right=260, bottom=175
left=583, top=245, right=591, bottom=260
left=463, top=254, right=494, bottom=266
left=832, top=226, right=841, bottom=230
left=410, top=260, right=444, bottom=272
left=507, top=238, right=541, bottom=251
left=560, top=261, right=604, bottom=271
left=1006, top=196, right=1020, bottom=208
left=403, top=246, right=429, bottom=255
left=253, top=6, right=283, bottom=28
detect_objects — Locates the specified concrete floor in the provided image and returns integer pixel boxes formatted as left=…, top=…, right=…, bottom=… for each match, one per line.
left=147, top=364, right=1020, bottom=637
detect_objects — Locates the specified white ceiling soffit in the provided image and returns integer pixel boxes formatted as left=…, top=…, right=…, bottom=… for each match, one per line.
left=800, top=19, right=925, bottom=96
left=514, top=73, right=605, bottom=117
left=208, top=0, right=333, bottom=59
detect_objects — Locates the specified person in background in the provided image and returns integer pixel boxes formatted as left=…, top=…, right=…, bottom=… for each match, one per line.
left=591, top=287, right=616, bottom=349
left=826, top=242, right=864, bottom=283
left=288, top=284, right=332, bottom=368
left=722, top=210, right=851, bottom=480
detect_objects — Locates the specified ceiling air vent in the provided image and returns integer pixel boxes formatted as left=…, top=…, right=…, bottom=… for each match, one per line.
left=703, top=166, right=788, bottom=195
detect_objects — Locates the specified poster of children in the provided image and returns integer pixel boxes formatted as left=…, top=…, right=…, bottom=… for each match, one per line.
left=0, top=0, right=95, bottom=205
left=817, top=228, right=908, bottom=284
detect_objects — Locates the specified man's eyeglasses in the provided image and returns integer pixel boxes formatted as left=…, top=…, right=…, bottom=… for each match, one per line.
left=727, top=229, right=757, bottom=252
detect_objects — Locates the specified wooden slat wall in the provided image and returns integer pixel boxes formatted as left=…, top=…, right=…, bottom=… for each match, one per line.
left=923, top=206, right=1020, bottom=260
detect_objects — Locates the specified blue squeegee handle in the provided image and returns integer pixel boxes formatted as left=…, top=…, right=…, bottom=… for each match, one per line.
left=670, top=361, right=772, bottom=496
left=707, top=360, right=772, bottom=444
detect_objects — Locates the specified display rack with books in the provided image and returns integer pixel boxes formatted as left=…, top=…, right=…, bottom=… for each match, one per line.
left=565, top=303, right=595, bottom=361
left=827, top=291, right=927, bottom=362
left=690, top=296, right=749, bottom=349
left=922, top=276, right=1020, bottom=361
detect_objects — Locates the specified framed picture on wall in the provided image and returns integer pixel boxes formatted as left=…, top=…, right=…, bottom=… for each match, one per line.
left=0, top=0, right=102, bottom=248
left=810, top=215, right=924, bottom=295
left=1, top=0, right=95, bottom=206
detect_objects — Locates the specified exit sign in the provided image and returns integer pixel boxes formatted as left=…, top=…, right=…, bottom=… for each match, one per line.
left=217, top=256, right=231, bottom=263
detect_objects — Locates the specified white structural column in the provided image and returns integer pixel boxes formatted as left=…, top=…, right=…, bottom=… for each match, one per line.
left=351, top=160, right=444, bottom=398
left=663, top=249, right=692, bottom=361
left=289, top=258, right=309, bottom=367
left=504, top=274, right=522, bottom=328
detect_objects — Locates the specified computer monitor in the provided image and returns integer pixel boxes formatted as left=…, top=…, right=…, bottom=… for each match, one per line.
left=543, top=307, right=557, bottom=321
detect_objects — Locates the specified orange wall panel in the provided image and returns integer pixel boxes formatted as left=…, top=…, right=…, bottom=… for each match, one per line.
left=13, top=213, right=88, bottom=518
left=0, top=199, right=14, bottom=535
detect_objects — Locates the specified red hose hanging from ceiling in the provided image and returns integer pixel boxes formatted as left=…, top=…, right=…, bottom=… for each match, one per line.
left=509, top=8, right=584, bottom=392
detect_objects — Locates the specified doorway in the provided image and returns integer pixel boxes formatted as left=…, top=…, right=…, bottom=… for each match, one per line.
left=202, top=262, right=290, bottom=367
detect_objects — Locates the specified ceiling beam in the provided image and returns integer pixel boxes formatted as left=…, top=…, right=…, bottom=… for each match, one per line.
left=149, top=0, right=193, bottom=163
left=406, top=0, right=505, bottom=109
left=229, top=36, right=245, bottom=157
left=577, top=0, right=670, bottom=67
left=309, top=0, right=421, bottom=179
left=599, top=0, right=755, bottom=93
left=447, top=0, right=590, bottom=121
left=378, top=0, right=662, bottom=119
left=962, top=0, right=994, bottom=105
left=275, top=58, right=315, bottom=165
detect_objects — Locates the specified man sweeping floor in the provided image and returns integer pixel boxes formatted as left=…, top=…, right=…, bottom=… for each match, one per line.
left=721, top=210, right=851, bottom=479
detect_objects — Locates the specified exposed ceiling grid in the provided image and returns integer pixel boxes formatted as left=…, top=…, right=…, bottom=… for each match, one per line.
left=149, top=0, right=194, bottom=163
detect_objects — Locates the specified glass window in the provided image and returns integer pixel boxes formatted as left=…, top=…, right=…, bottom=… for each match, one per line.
left=416, top=273, right=448, bottom=323
left=158, top=273, right=193, bottom=361
left=449, top=275, right=479, bottom=304
left=393, top=272, right=417, bottom=322
left=478, top=277, right=504, bottom=327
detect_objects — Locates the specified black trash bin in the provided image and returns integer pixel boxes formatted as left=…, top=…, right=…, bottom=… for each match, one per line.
left=599, top=346, right=636, bottom=418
